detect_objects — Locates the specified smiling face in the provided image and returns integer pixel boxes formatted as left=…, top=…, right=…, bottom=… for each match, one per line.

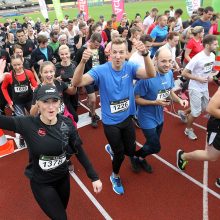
left=59, top=48, right=70, bottom=62
left=38, top=98, right=60, bottom=122
left=40, top=64, right=55, bottom=84
left=11, top=57, right=24, bottom=73
left=110, top=42, right=127, bottom=70
left=155, top=49, right=172, bottom=73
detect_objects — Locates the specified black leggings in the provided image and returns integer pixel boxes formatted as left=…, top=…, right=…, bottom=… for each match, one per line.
left=30, top=174, right=70, bottom=220
left=103, top=116, right=136, bottom=174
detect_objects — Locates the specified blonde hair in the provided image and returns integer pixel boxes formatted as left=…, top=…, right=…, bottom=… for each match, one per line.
left=39, top=61, right=55, bottom=75
left=58, top=45, right=70, bottom=54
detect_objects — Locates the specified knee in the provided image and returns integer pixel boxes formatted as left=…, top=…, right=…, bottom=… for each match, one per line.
left=142, top=143, right=161, bottom=154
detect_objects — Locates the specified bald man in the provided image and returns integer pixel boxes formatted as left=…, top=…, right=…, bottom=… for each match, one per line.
left=132, top=48, right=188, bottom=172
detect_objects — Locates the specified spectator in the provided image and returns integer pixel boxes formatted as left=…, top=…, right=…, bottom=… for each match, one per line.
left=143, top=8, right=158, bottom=32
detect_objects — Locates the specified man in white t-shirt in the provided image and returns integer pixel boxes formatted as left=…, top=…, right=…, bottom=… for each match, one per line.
left=143, top=8, right=158, bottom=32
left=181, top=35, right=218, bottom=140
left=173, top=9, right=183, bottom=33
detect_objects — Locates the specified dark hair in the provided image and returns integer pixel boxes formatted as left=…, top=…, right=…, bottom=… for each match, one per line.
left=202, top=34, right=217, bottom=47
left=140, top=34, right=153, bottom=43
left=164, top=10, right=170, bottom=15
left=204, top=6, right=214, bottom=13
left=111, top=14, right=117, bottom=18
left=151, top=8, right=158, bottom=12
left=90, top=32, right=102, bottom=43
left=175, top=9, right=183, bottom=15
left=135, top=13, right=141, bottom=18
left=167, top=31, right=179, bottom=40
left=37, top=35, right=48, bottom=44
left=119, top=26, right=128, bottom=35
left=16, top=29, right=24, bottom=35
left=50, top=31, right=58, bottom=38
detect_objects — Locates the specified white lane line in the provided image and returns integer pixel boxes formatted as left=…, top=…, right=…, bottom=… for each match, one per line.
left=165, top=110, right=207, bottom=130
left=203, top=142, right=209, bottom=220
left=69, top=171, right=112, bottom=220
left=136, top=142, right=220, bottom=200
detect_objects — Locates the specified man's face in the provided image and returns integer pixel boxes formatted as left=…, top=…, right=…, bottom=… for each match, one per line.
left=90, top=40, right=101, bottom=49
left=110, top=43, right=127, bottom=69
left=16, top=32, right=26, bottom=44
left=80, top=26, right=87, bottom=35
left=169, top=36, right=179, bottom=48
left=156, top=51, right=172, bottom=73
left=144, top=41, right=152, bottom=51
left=152, top=11, right=158, bottom=17
left=204, top=10, right=213, bottom=21
left=51, top=35, right=58, bottom=43
left=159, top=16, right=168, bottom=27
left=12, top=22, right=17, bottom=29
left=68, top=23, right=73, bottom=30
left=208, top=40, right=219, bottom=53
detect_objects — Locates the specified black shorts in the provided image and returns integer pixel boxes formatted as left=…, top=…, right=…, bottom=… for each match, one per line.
left=207, top=132, right=220, bottom=151
left=85, top=84, right=99, bottom=95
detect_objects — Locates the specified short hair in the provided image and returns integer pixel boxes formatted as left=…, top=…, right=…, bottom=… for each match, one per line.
left=78, top=22, right=86, bottom=30
left=106, top=20, right=112, bottom=27
left=91, top=23, right=102, bottom=33
left=37, top=35, right=48, bottom=44
left=151, top=8, right=158, bottom=13
left=111, top=14, right=117, bottom=18
left=167, top=32, right=179, bottom=40
left=68, top=20, right=73, bottom=24
left=16, top=29, right=24, bottom=35
left=90, top=32, right=102, bottom=43
left=110, top=30, right=119, bottom=39
left=202, top=34, right=217, bottom=47
left=130, top=26, right=141, bottom=34
left=50, top=31, right=58, bottom=38
left=168, top=16, right=176, bottom=23
left=164, top=10, right=170, bottom=15
left=111, top=37, right=127, bottom=48
left=175, top=9, right=183, bottom=15
left=204, top=6, right=214, bottom=13
left=140, top=34, right=153, bottom=43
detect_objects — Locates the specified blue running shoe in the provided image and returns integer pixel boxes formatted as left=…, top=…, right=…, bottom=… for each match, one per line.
left=110, top=174, right=124, bottom=195
left=105, top=144, right=114, bottom=160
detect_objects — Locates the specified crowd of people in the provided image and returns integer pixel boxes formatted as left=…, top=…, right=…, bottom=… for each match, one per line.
left=0, top=4, right=220, bottom=219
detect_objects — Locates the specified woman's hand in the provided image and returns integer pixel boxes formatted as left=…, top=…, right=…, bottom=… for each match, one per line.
left=92, top=179, right=102, bottom=194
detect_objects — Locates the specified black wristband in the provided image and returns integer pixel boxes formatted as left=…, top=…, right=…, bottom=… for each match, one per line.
left=142, top=51, right=149, bottom=57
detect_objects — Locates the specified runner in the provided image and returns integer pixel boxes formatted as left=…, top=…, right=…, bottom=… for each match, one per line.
left=177, top=87, right=220, bottom=188
left=0, top=81, right=102, bottom=219
left=72, top=37, right=156, bottom=195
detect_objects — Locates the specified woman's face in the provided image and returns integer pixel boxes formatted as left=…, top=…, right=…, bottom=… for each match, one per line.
left=11, top=58, right=23, bottom=73
left=14, top=48, right=23, bottom=57
left=40, top=64, right=55, bottom=84
left=38, top=98, right=60, bottom=122
left=59, top=48, right=70, bottom=62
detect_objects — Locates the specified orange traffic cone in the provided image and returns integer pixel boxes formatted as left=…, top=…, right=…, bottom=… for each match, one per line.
left=0, top=129, right=14, bottom=156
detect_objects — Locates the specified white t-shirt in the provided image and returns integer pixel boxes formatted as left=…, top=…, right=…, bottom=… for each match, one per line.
left=129, top=51, right=145, bottom=68
left=174, top=18, right=182, bottom=32
left=186, top=51, right=215, bottom=92
left=143, top=16, right=154, bottom=30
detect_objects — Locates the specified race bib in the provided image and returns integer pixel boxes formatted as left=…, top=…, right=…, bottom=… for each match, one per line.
left=14, top=85, right=28, bottom=93
left=110, top=98, right=129, bottom=114
left=204, top=62, right=214, bottom=74
left=39, top=153, right=66, bottom=171
left=157, top=89, right=171, bottom=100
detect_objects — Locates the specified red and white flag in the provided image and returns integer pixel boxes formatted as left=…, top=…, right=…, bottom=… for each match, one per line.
left=77, top=0, right=89, bottom=21
left=112, top=0, right=125, bottom=22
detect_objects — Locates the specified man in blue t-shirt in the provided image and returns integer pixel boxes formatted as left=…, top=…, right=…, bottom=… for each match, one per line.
left=191, top=6, right=214, bottom=35
left=133, top=48, right=188, bottom=172
left=72, top=37, right=156, bottom=195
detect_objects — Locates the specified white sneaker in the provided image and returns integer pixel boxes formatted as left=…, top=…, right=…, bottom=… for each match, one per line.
left=177, top=110, right=187, bottom=123
left=184, top=128, right=197, bottom=140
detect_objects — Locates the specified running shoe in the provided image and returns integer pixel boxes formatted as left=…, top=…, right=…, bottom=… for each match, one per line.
left=139, top=159, right=153, bottom=173
left=19, top=137, right=25, bottom=148
left=215, top=178, right=220, bottom=188
left=91, top=116, right=98, bottom=128
left=89, top=112, right=100, bottom=120
left=177, top=110, right=187, bottom=123
left=105, top=144, right=114, bottom=160
left=176, top=149, right=188, bottom=170
left=184, top=128, right=197, bottom=140
left=110, top=174, right=124, bottom=195
left=130, top=157, right=141, bottom=173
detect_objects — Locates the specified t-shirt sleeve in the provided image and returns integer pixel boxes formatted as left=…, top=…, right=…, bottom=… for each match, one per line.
left=150, top=28, right=157, bottom=39
left=185, top=57, right=198, bottom=72
left=134, top=80, right=147, bottom=97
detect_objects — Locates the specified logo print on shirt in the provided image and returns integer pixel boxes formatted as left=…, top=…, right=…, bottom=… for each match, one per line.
left=60, top=121, right=69, bottom=132
left=38, top=128, right=46, bottom=136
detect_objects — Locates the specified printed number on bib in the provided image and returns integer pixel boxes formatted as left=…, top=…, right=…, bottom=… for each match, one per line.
left=39, top=153, right=66, bottom=171
left=157, top=89, right=171, bottom=100
left=14, top=85, right=28, bottom=93
left=110, top=98, right=129, bottom=113
left=204, top=62, right=214, bottom=74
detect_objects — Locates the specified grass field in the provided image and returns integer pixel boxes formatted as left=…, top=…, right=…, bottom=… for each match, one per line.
left=0, top=0, right=213, bottom=23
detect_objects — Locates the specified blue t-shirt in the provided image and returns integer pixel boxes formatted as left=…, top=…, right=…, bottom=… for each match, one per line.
left=150, top=25, right=168, bottom=57
left=89, top=61, right=139, bottom=125
left=39, top=48, right=48, bottom=60
left=191, top=19, right=211, bottom=36
left=134, top=71, right=174, bottom=129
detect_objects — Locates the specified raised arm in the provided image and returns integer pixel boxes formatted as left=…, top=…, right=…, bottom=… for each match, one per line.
left=72, top=49, right=94, bottom=87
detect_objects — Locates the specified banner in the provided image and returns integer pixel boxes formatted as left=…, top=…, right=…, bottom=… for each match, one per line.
left=185, top=0, right=201, bottom=16
left=52, top=0, right=63, bottom=21
left=112, top=0, right=124, bottom=22
left=77, top=0, right=89, bottom=21
left=38, top=0, right=48, bottom=19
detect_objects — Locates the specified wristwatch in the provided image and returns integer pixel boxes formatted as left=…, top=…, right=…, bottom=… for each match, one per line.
left=142, top=51, right=149, bottom=57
